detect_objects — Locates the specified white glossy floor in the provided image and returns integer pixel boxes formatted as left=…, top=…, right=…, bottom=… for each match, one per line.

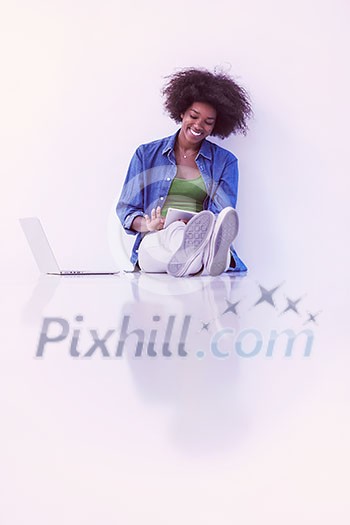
left=1, top=268, right=349, bottom=524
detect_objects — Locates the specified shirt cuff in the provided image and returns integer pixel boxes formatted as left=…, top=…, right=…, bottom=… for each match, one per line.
left=123, top=211, right=144, bottom=233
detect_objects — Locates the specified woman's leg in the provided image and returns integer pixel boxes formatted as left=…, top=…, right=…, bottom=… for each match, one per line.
left=167, top=211, right=215, bottom=277
left=138, top=208, right=237, bottom=276
left=139, top=211, right=215, bottom=275
left=138, top=221, right=186, bottom=273
left=203, top=207, right=239, bottom=276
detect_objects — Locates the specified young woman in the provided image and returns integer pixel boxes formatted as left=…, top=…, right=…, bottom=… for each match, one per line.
left=117, top=68, right=252, bottom=277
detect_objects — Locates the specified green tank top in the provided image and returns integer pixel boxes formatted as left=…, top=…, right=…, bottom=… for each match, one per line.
left=161, top=175, right=207, bottom=217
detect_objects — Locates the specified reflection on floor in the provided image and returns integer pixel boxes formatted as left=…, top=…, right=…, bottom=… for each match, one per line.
left=23, top=271, right=319, bottom=363
left=18, top=271, right=321, bottom=453
left=2, top=271, right=346, bottom=524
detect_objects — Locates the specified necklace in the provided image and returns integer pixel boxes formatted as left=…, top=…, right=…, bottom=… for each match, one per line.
left=176, top=143, right=199, bottom=159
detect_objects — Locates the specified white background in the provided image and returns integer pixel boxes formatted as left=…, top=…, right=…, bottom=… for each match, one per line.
left=1, top=1, right=349, bottom=523
left=1, top=0, right=348, bottom=281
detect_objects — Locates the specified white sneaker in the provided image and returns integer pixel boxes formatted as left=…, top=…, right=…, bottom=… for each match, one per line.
left=167, top=211, right=215, bottom=277
left=204, top=207, right=239, bottom=276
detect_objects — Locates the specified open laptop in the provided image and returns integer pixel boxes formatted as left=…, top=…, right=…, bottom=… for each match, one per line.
left=19, top=217, right=119, bottom=275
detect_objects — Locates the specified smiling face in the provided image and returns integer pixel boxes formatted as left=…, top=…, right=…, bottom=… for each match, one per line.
left=178, top=101, right=217, bottom=147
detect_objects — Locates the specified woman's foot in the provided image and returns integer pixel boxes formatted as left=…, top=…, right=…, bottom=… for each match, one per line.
left=204, top=207, right=239, bottom=276
left=167, top=211, right=215, bottom=277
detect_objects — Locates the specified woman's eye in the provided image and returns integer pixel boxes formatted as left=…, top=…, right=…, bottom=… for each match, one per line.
left=190, top=115, right=197, bottom=119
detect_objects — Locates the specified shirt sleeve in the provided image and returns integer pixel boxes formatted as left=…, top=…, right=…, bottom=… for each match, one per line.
left=206, top=154, right=247, bottom=272
left=116, top=147, right=145, bottom=235
left=210, top=158, right=239, bottom=214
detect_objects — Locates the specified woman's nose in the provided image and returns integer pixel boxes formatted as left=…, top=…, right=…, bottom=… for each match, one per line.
left=193, top=122, right=203, bottom=131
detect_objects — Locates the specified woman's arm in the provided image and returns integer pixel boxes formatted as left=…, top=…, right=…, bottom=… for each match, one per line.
left=210, top=157, right=239, bottom=214
left=116, top=148, right=146, bottom=234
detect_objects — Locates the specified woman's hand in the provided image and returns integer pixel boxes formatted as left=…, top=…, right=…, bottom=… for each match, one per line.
left=144, top=206, right=165, bottom=232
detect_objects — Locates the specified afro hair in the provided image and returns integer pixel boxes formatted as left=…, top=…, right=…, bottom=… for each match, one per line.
left=162, top=67, right=252, bottom=139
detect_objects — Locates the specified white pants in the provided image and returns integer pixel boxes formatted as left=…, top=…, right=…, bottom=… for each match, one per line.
left=138, top=221, right=231, bottom=274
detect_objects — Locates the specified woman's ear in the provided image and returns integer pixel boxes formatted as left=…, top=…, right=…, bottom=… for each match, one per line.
left=180, top=113, right=184, bottom=120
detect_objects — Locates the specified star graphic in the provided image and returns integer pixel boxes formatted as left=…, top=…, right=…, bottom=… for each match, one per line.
left=223, top=299, right=240, bottom=315
left=304, top=311, right=321, bottom=325
left=200, top=321, right=210, bottom=331
left=280, top=296, right=303, bottom=315
left=253, top=283, right=282, bottom=308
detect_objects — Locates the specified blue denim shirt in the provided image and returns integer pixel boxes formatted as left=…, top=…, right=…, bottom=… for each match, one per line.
left=116, top=131, right=247, bottom=272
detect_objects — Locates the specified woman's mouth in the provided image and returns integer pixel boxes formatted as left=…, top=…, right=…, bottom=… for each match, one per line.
left=189, top=128, right=202, bottom=137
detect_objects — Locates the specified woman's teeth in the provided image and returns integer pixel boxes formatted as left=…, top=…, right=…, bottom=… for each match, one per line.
left=190, top=129, right=202, bottom=136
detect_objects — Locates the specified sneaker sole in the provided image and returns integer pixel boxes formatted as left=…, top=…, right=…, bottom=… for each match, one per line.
left=206, top=208, right=239, bottom=276
left=167, top=211, right=215, bottom=277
